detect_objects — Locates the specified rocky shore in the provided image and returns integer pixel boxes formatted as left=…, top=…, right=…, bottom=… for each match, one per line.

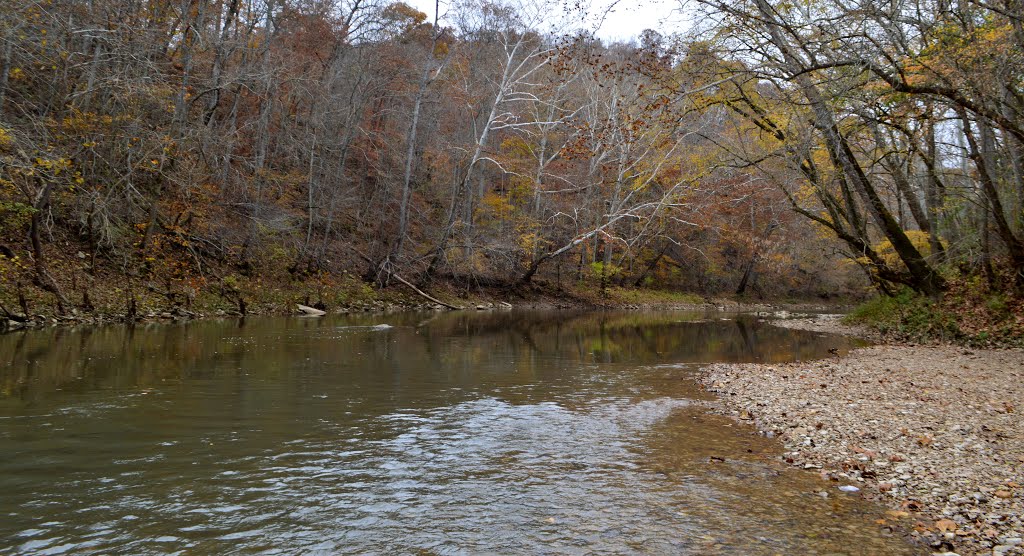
left=700, top=321, right=1023, bottom=556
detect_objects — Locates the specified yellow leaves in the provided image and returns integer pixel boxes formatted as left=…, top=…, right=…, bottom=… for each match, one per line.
left=629, top=173, right=651, bottom=192
left=433, top=41, right=449, bottom=60
left=33, top=156, right=72, bottom=176
left=0, top=127, right=12, bottom=151
left=0, top=250, right=26, bottom=282
left=477, top=191, right=514, bottom=224
left=855, top=231, right=940, bottom=273
left=60, top=109, right=115, bottom=133
left=9, top=67, right=25, bottom=81
left=908, top=18, right=1016, bottom=97
left=793, top=183, right=816, bottom=204
left=140, top=158, right=162, bottom=174
left=500, top=136, right=533, bottom=158
left=517, top=231, right=547, bottom=254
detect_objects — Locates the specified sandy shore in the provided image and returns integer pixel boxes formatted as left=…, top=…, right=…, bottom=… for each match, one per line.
left=700, top=319, right=1023, bottom=556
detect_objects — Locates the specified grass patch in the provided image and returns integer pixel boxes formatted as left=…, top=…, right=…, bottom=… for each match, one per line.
left=604, top=287, right=704, bottom=306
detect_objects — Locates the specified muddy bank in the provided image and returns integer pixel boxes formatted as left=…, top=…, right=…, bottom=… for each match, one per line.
left=700, top=336, right=1024, bottom=555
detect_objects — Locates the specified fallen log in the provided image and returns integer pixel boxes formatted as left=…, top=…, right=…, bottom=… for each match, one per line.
left=352, top=248, right=463, bottom=311
left=388, top=272, right=463, bottom=311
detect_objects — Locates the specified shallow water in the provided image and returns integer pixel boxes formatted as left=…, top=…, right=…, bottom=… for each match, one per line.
left=0, top=311, right=918, bottom=554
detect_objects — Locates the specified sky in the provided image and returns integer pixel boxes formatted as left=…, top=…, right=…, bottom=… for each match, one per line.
left=403, top=0, right=688, bottom=42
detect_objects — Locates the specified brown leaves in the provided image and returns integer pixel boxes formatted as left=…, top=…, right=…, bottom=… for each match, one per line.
left=901, top=500, right=923, bottom=511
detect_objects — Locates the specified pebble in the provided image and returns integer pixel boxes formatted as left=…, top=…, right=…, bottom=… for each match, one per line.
left=700, top=339, right=1024, bottom=556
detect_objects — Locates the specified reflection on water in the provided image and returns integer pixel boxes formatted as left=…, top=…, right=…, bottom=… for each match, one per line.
left=0, top=311, right=917, bottom=555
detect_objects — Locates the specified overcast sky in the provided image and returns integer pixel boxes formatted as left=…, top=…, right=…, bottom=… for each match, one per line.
left=402, top=0, right=688, bottom=42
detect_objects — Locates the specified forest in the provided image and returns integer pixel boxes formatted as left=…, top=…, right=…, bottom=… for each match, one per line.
left=0, top=0, right=1022, bottom=326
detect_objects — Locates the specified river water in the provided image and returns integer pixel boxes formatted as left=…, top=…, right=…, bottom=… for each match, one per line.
left=0, top=311, right=918, bottom=555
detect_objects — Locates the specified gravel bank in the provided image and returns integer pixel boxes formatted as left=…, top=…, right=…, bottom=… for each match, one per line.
left=761, top=313, right=883, bottom=341
left=700, top=338, right=1024, bottom=556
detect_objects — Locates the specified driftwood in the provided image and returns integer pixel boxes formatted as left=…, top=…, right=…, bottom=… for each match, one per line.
left=296, top=304, right=327, bottom=316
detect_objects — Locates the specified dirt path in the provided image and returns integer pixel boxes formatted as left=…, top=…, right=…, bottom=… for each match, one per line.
left=700, top=320, right=1023, bottom=556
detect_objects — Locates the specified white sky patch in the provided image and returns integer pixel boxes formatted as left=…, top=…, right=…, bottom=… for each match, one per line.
left=403, top=0, right=688, bottom=42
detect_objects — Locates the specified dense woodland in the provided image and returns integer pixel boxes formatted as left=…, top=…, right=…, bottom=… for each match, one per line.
left=0, top=0, right=1022, bottom=317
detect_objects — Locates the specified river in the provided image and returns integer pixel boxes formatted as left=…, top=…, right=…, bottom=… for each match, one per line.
left=0, top=311, right=919, bottom=554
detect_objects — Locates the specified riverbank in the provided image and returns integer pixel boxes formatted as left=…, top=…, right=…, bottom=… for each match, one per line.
left=700, top=319, right=1024, bottom=556
left=0, top=270, right=846, bottom=333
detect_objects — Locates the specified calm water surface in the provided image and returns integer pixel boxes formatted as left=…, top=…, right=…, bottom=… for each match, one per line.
left=0, top=311, right=919, bottom=555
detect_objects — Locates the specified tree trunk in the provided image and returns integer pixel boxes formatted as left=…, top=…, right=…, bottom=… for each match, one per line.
left=961, top=111, right=1024, bottom=288
left=28, top=182, right=68, bottom=312
left=204, top=0, right=240, bottom=126
left=921, top=109, right=948, bottom=260
left=753, top=0, right=944, bottom=295
left=0, top=24, right=14, bottom=115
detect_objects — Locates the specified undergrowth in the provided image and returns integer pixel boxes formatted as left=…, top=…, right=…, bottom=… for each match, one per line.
left=602, top=286, right=705, bottom=306
left=846, top=279, right=1024, bottom=348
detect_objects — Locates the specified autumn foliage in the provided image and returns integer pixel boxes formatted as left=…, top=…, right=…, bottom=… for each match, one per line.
left=2, top=0, right=1020, bottom=319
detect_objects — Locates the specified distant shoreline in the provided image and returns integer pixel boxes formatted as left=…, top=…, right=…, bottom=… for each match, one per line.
left=1, top=282, right=851, bottom=334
